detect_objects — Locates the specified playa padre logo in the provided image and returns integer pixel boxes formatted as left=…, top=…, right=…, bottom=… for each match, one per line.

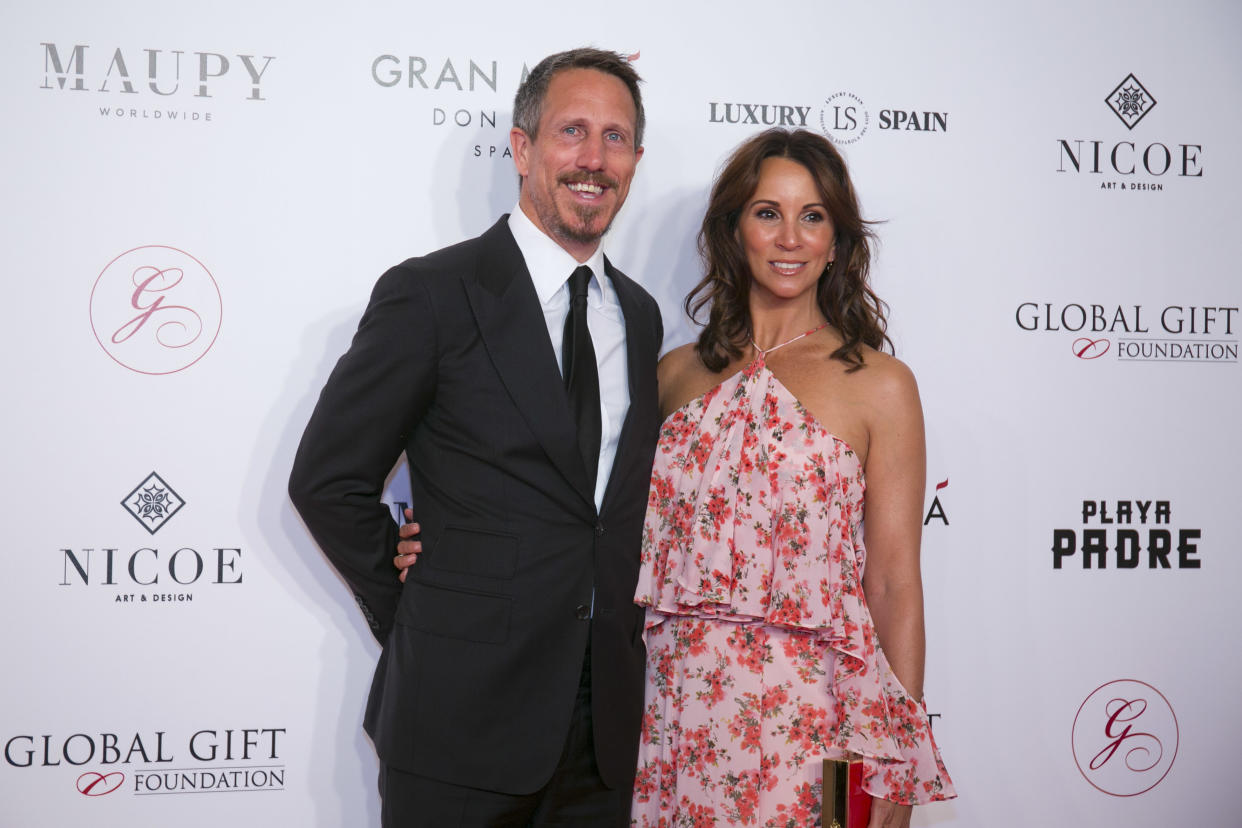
left=1050, top=498, right=1202, bottom=571
left=1072, top=679, right=1178, bottom=797
left=89, top=245, right=222, bottom=375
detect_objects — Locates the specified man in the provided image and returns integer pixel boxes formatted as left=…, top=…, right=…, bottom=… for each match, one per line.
left=288, top=48, right=661, bottom=826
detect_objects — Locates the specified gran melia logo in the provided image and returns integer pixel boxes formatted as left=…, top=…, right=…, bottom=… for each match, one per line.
left=121, top=472, right=185, bottom=535
left=1105, top=74, right=1156, bottom=130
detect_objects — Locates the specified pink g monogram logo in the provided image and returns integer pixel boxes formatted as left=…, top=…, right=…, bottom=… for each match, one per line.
left=90, top=245, right=222, bottom=375
left=1072, top=679, right=1178, bottom=796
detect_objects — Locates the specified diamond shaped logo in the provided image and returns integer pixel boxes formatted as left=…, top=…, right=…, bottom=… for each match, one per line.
left=121, top=472, right=185, bottom=535
left=1105, top=74, right=1156, bottom=130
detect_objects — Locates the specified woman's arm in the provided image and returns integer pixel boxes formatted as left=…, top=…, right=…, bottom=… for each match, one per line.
left=860, top=357, right=927, bottom=701
left=858, top=358, right=928, bottom=828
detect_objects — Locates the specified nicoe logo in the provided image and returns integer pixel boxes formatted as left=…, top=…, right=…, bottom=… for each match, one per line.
left=1072, top=679, right=1178, bottom=796
left=89, top=245, right=222, bottom=375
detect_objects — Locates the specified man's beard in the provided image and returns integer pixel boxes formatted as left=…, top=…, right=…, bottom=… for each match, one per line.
left=537, top=173, right=620, bottom=247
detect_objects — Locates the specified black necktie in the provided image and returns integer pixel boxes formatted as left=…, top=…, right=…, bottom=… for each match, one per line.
left=562, top=265, right=601, bottom=488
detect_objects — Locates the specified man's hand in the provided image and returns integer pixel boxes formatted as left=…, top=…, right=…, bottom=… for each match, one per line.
left=394, top=508, right=421, bottom=583
left=868, top=798, right=912, bottom=828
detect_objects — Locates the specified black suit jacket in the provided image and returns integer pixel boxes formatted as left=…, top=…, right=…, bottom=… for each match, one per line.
left=289, top=217, right=662, bottom=794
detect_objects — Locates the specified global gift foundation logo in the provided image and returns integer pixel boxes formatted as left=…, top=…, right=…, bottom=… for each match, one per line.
left=89, top=245, right=222, bottom=375
left=1072, top=679, right=1178, bottom=796
left=1014, top=302, right=1238, bottom=364
left=4, top=727, right=287, bottom=797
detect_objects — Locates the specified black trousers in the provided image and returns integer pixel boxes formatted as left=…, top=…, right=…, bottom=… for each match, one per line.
left=379, top=647, right=630, bottom=827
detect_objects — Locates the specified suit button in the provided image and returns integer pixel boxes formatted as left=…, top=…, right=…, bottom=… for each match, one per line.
left=595, top=522, right=605, bottom=536
left=575, top=604, right=591, bottom=620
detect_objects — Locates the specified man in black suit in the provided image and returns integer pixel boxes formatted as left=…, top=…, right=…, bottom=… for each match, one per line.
left=288, top=48, right=661, bottom=826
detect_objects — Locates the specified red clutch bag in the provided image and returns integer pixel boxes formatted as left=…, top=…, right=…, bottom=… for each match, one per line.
left=822, top=757, right=872, bottom=828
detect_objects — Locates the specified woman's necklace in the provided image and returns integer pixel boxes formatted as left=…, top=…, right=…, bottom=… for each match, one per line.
left=750, top=321, right=829, bottom=357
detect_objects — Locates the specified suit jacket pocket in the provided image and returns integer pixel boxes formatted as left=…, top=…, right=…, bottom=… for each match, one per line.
left=427, top=526, right=519, bottom=579
left=397, top=580, right=512, bottom=645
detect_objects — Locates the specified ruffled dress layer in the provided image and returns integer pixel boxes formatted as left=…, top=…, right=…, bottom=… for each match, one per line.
left=631, top=355, right=955, bottom=825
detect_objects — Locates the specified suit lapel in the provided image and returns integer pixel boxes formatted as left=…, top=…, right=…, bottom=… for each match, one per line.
left=465, top=218, right=596, bottom=513
left=601, top=259, right=659, bottom=512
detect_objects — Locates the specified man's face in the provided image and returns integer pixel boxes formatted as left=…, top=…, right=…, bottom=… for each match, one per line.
left=511, top=68, right=643, bottom=262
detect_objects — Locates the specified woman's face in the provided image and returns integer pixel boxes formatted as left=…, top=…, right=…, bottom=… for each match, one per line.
left=737, top=156, right=836, bottom=305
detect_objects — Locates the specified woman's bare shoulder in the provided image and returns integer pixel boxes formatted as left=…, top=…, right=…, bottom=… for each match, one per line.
left=657, top=342, right=732, bottom=417
left=855, top=348, right=920, bottom=402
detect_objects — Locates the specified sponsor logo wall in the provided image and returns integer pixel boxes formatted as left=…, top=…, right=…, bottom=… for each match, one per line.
left=3, top=2, right=1237, bottom=826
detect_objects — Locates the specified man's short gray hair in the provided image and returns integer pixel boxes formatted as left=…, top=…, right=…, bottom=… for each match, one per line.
left=512, top=48, right=645, bottom=148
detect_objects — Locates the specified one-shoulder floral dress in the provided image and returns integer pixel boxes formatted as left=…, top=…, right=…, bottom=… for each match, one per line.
left=631, top=352, right=955, bottom=827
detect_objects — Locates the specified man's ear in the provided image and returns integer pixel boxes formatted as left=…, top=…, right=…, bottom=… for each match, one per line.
left=510, top=127, right=531, bottom=178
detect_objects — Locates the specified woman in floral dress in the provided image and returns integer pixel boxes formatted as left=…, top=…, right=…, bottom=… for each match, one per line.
left=631, top=129, right=955, bottom=828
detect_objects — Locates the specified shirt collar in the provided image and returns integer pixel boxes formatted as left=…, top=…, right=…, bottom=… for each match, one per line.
left=508, top=204, right=612, bottom=307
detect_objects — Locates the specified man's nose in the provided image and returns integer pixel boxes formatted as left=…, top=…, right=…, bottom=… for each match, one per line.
left=576, top=135, right=606, bottom=170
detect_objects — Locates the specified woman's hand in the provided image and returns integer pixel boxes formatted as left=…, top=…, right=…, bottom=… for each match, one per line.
left=868, top=797, right=912, bottom=828
left=393, top=507, right=421, bottom=582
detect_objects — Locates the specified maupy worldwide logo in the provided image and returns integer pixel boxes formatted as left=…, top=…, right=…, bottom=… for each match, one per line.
left=89, top=245, right=222, bottom=375
left=1056, top=73, right=1201, bottom=192
left=40, top=42, right=275, bottom=123
left=121, top=472, right=185, bottom=534
left=1015, top=301, right=1238, bottom=365
left=1072, top=679, right=1178, bottom=796
left=1106, top=74, right=1156, bottom=130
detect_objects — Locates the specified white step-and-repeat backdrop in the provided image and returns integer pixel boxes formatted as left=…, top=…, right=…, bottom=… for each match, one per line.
left=3, top=1, right=1237, bottom=825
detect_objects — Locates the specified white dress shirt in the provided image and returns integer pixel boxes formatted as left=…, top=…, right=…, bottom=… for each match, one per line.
left=508, top=206, right=630, bottom=510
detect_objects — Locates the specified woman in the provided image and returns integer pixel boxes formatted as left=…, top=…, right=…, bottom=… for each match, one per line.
left=630, top=129, right=954, bottom=827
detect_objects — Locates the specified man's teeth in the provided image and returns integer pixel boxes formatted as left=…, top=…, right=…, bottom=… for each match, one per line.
left=568, top=182, right=604, bottom=196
